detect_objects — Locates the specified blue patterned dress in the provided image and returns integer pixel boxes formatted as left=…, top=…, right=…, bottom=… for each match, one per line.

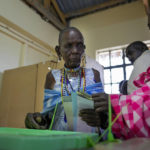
left=42, top=67, right=103, bottom=131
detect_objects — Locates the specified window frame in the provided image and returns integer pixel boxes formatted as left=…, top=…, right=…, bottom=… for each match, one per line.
left=96, top=45, right=132, bottom=94
left=96, top=40, right=150, bottom=93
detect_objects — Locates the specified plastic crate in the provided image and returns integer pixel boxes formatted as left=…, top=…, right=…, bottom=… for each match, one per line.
left=0, top=128, right=98, bottom=150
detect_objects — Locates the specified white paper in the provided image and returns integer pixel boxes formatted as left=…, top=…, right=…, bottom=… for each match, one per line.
left=63, top=96, right=73, bottom=131
left=63, top=94, right=95, bottom=133
left=76, top=95, right=95, bottom=132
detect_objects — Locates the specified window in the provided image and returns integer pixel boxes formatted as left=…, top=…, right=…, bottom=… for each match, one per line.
left=96, top=46, right=133, bottom=94
left=96, top=41, right=150, bottom=94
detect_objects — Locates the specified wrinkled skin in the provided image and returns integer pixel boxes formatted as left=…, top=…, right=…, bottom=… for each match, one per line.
left=58, top=30, right=85, bottom=69
left=92, top=93, right=109, bottom=113
left=79, top=93, right=109, bottom=129
left=25, top=28, right=85, bottom=129
left=25, top=112, right=50, bottom=129
left=79, top=109, right=101, bottom=127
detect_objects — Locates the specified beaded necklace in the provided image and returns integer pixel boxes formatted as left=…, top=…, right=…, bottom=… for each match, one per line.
left=49, top=67, right=85, bottom=129
left=61, top=67, right=86, bottom=100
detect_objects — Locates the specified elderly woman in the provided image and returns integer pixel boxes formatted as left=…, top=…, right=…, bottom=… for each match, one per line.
left=80, top=66, right=150, bottom=139
left=25, top=27, right=104, bottom=131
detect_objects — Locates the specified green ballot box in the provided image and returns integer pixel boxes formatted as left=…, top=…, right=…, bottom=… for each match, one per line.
left=0, top=127, right=98, bottom=150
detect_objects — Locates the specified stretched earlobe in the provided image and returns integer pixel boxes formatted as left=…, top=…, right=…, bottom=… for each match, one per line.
left=55, top=46, right=62, bottom=60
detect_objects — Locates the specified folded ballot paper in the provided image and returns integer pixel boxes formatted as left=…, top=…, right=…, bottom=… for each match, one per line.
left=63, top=91, right=96, bottom=133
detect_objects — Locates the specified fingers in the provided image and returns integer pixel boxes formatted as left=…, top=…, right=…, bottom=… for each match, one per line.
left=35, top=116, right=42, bottom=123
left=79, top=109, right=101, bottom=127
left=80, top=116, right=101, bottom=127
left=92, top=93, right=108, bottom=101
left=91, top=93, right=109, bottom=113
left=39, top=124, right=48, bottom=129
left=94, top=101, right=108, bottom=113
left=79, top=109, right=96, bottom=115
left=79, top=109, right=97, bottom=117
left=94, top=101, right=107, bottom=108
left=92, top=97, right=106, bottom=102
left=95, top=107, right=108, bottom=113
left=85, top=122, right=101, bottom=127
left=81, top=115, right=100, bottom=123
left=92, top=92, right=106, bottom=98
left=80, top=118, right=101, bottom=127
left=92, top=93, right=102, bottom=98
left=25, top=113, right=48, bottom=129
left=25, top=113, right=41, bottom=129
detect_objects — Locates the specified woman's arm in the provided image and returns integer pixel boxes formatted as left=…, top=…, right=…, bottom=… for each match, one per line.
left=44, top=71, right=56, bottom=89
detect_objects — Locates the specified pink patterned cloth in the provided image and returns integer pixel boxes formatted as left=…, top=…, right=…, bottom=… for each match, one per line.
left=110, top=67, right=150, bottom=139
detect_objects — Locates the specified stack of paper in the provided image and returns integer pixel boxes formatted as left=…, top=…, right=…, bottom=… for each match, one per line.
left=63, top=92, right=95, bottom=133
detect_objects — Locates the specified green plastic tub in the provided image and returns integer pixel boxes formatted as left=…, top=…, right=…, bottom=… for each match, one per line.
left=0, top=128, right=98, bottom=150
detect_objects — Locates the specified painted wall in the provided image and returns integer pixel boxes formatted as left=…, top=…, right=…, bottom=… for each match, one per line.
left=0, top=0, right=59, bottom=47
left=0, top=32, right=22, bottom=72
left=0, top=0, right=59, bottom=72
left=25, top=46, right=51, bottom=66
left=71, top=1, right=150, bottom=58
left=0, top=0, right=59, bottom=94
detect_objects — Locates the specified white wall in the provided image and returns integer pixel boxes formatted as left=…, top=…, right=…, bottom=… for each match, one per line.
left=0, top=32, right=22, bottom=72
left=0, top=0, right=59, bottom=72
left=0, top=0, right=59, bottom=94
left=71, top=1, right=150, bottom=58
left=25, top=46, right=50, bottom=66
left=0, top=0, right=59, bottom=47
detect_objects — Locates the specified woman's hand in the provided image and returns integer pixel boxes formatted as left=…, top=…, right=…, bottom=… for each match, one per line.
left=25, top=112, right=49, bottom=129
left=92, top=93, right=109, bottom=113
left=79, top=93, right=109, bottom=128
left=79, top=109, right=101, bottom=127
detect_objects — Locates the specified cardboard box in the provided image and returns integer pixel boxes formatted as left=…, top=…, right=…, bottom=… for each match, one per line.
left=0, top=72, right=3, bottom=96
left=0, top=61, right=64, bottom=128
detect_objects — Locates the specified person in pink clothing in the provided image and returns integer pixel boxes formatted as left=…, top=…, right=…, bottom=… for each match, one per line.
left=80, top=66, right=150, bottom=139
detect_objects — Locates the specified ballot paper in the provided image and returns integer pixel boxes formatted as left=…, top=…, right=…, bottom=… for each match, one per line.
left=62, top=96, right=74, bottom=131
left=63, top=92, right=95, bottom=133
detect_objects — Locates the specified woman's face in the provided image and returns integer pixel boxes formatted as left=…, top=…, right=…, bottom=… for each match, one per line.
left=59, top=30, right=85, bottom=68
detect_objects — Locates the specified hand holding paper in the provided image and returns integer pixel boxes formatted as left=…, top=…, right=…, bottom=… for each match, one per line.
left=79, top=109, right=101, bottom=127
left=63, top=92, right=96, bottom=133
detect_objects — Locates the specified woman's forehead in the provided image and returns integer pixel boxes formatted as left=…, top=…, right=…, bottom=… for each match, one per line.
left=61, top=30, right=83, bottom=42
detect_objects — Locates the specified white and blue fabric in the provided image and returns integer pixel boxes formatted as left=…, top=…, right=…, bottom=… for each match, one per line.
left=42, top=68, right=104, bottom=131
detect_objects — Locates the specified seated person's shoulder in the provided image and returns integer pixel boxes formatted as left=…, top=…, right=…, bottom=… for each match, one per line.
left=84, top=67, right=101, bottom=83
left=46, top=69, right=61, bottom=79
left=92, top=68, right=101, bottom=83
left=45, top=71, right=56, bottom=89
